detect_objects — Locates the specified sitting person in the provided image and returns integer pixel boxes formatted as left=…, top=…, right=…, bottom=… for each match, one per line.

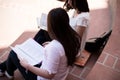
left=35, top=0, right=90, bottom=53
left=63, top=0, right=90, bottom=54
left=0, top=7, right=81, bottom=80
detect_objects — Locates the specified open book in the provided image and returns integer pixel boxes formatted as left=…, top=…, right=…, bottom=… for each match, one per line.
left=36, top=13, right=47, bottom=30
left=10, top=38, right=44, bottom=65
left=36, top=12, right=74, bottom=30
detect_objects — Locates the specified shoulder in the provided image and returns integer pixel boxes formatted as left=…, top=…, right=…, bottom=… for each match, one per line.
left=76, top=12, right=90, bottom=27
left=77, top=12, right=90, bottom=20
left=48, top=40, right=63, bottom=49
left=45, top=40, right=65, bottom=56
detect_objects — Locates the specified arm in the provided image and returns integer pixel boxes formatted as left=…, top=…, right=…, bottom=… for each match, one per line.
left=19, top=41, right=62, bottom=79
left=19, top=59, right=55, bottom=79
left=75, top=15, right=88, bottom=38
left=76, top=26, right=86, bottom=38
left=27, top=65, right=55, bottom=79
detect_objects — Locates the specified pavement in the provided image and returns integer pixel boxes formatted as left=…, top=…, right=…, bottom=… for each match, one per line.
left=0, top=0, right=120, bottom=80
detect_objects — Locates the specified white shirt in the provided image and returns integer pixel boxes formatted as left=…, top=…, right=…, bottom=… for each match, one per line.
left=69, top=11, right=90, bottom=53
left=37, top=40, right=69, bottom=80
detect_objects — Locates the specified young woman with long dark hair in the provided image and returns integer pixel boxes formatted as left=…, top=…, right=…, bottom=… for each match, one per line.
left=0, top=8, right=80, bottom=80
left=64, top=0, right=90, bottom=53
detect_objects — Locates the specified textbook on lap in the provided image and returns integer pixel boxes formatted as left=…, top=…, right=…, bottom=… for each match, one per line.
left=10, top=38, right=44, bottom=65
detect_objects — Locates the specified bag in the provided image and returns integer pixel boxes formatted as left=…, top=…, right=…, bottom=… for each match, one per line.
left=85, top=30, right=112, bottom=53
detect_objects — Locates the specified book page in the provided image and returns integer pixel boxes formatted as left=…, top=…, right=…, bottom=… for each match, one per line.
left=11, top=38, right=44, bottom=65
left=37, top=13, right=47, bottom=30
left=36, top=12, right=75, bottom=30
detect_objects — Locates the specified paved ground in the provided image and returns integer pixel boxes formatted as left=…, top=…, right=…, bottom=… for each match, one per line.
left=0, top=0, right=120, bottom=80
left=86, top=0, right=120, bottom=80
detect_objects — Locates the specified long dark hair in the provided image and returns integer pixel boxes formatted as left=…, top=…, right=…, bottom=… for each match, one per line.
left=64, top=0, right=89, bottom=12
left=47, top=8, right=81, bottom=66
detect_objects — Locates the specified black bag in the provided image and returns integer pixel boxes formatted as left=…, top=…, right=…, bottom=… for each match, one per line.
left=85, top=30, right=112, bottom=53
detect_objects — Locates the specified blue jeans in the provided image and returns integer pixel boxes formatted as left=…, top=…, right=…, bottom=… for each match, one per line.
left=0, top=50, right=41, bottom=80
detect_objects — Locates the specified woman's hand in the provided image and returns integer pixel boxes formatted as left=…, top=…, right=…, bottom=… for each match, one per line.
left=19, top=57, right=30, bottom=69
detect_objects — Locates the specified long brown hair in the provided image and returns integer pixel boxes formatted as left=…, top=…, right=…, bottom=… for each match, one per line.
left=47, top=8, right=81, bottom=66
left=64, top=0, right=89, bottom=12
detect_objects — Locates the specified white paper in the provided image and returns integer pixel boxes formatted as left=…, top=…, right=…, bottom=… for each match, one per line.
left=10, top=38, right=44, bottom=65
left=36, top=12, right=76, bottom=30
left=37, top=13, right=47, bottom=30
